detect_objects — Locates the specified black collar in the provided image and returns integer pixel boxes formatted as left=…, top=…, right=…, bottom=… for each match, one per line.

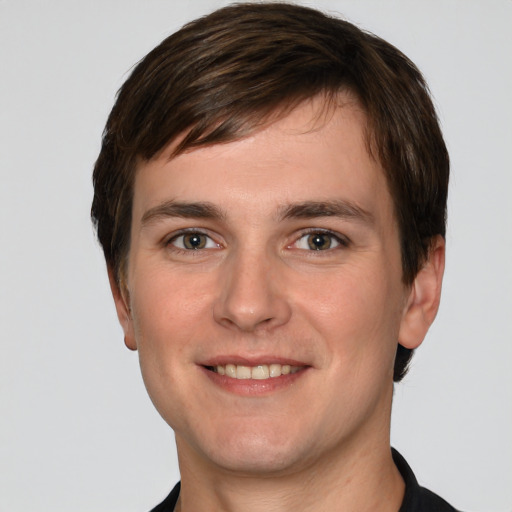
left=393, top=449, right=459, bottom=511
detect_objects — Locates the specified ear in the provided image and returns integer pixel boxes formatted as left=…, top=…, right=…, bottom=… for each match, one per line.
left=108, top=267, right=137, bottom=351
left=398, top=235, right=446, bottom=349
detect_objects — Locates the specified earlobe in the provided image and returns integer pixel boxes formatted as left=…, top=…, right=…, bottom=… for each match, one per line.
left=107, top=268, right=138, bottom=351
left=398, top=236, right=446, bottom=350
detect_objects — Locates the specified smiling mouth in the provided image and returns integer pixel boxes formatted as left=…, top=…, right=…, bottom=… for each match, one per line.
left=205, top=363, right=303, bottom=380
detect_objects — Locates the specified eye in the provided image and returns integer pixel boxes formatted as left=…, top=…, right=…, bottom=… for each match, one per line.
left=294, top=231, right=344, bottom=251
left=169, top=231, right=218, bottom=250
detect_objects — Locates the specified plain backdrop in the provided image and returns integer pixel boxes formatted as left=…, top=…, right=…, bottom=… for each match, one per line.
left=1, top=1, right=511, bottom=511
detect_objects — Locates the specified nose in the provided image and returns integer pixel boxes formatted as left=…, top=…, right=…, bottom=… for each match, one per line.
left=213, top=248, right=292, bottom=333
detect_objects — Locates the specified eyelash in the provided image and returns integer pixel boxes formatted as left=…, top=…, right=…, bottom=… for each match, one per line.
left=165, top=228, right=349, bottom=255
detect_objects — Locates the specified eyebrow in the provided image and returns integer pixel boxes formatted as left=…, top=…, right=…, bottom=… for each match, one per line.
left=278, top=200, right=374, bottom=224
left=140, top=198, right=374, bottom=227
left=141, top=200, right=226, bottom=226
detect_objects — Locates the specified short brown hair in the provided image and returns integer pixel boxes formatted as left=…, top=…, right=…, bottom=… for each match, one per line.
left=91, top=2, right=449, bottom=381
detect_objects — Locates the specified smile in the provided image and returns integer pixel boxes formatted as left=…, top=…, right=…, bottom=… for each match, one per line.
left=206, top=364, right=303, bottom=380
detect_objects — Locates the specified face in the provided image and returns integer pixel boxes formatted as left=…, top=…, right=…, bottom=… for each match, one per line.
left=113, top=96, right=435, bottom=477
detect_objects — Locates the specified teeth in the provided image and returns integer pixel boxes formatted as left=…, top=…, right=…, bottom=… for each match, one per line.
left=225, top=364, right=236, bottom=378
left=237, top=365, right=252, bottom=379
left=252, top=365, right=269, bottom=380
left=213, top=363, right=301, bottom=379
left=269, top=364, right=282, bottom=377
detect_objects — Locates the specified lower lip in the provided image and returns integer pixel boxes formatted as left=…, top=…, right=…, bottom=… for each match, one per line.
left=200, top=366, right=308, bottom=396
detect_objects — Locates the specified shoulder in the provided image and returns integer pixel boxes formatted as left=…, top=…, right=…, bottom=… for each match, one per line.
left=405, top=485, right=460, bottom=512
left=149, top=482, right=180, bottom=512
left=393, top=449, right=461, bottom=512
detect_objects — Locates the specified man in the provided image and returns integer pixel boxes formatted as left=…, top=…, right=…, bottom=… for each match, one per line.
left=91, top=3, right=456, bottom=511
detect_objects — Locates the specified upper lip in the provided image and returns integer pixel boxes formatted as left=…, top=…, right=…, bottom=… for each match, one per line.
left=200, top=355, right=309, bottom=367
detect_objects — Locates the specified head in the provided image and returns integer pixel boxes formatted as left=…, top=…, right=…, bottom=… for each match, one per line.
left=92, top=3, right=448, bottom=382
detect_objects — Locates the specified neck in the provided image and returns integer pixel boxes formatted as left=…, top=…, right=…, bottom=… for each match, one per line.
left=174, top=434, right=404, bottom=512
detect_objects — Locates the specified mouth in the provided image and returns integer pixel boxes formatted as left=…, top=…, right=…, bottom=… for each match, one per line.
left=205, top=363, right=303, bottom=380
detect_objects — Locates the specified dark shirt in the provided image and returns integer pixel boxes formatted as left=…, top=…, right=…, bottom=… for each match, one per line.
left=150, top=449, right=459, bottom=511
left=392, top=449, right=459, bottom=511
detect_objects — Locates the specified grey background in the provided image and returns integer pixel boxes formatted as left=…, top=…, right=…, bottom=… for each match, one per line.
left=1, top=1, right=511, bottom=510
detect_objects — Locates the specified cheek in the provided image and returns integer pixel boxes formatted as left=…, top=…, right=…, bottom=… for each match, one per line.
left=128, top=268, right=215, bottom=403
left=131, top=266, right=211, bottom=339
left=128, top=270, right=212, bottom=425
left=295, top=264, right=403, bottom=363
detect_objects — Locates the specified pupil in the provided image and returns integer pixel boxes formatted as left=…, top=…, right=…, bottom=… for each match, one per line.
left=309, top=233, right=330, bottom=250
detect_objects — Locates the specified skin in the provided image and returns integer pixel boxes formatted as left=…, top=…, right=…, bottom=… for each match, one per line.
left=111, top=95, right=445, bottom=512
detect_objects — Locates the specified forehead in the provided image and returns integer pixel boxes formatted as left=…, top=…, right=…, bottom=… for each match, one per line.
left=132, top=95, right=392, bottom=226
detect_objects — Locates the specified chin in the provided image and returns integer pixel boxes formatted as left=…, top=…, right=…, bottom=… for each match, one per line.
left=189, top=420, right=311, bottom=476
left=209, top=444, right=302, bottom=476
